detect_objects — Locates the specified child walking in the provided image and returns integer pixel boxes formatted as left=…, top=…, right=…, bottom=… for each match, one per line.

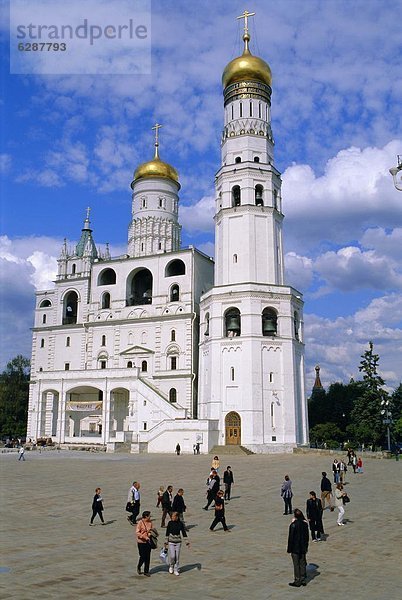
left=90, top=487, right=105, bottom=525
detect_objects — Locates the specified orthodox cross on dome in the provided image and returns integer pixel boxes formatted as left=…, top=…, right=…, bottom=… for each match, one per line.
left=152, top=122, right=163, bottom=158
left=83, top=206, right=91, bottom=229
left=237, top=10, right=255, bottom=51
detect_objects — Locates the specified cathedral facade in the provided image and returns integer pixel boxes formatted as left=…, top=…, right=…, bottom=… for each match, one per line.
left=27, top=18, right=308, bottom=453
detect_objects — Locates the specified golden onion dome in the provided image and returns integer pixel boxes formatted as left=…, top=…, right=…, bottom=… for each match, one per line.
left=134, top=156, right=179, bottom=185
left=222, top=33, right=272, bottom=89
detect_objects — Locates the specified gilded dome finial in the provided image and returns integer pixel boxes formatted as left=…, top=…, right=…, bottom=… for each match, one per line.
left=237, top=10, right=255, bottom=54
left=152, top=122, right=162, bottom=159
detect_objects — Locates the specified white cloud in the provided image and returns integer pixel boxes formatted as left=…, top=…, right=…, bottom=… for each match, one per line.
left=0, top=153, right=12, bottom=174
left=285, top=252, right=313, bottom=292
left=282, top=140, right=402, bottom=253
left=305, top=293, right=402, bottom=391
left=180, top=194, right=215, bottom=233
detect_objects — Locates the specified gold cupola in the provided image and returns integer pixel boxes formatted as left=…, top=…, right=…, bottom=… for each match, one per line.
left=131, top=123, right=180, bottom=189
left=222, top=10, right=272, bottom=90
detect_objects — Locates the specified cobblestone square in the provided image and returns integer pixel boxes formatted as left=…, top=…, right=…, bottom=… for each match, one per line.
left=1, top=450, right=400, bottom=600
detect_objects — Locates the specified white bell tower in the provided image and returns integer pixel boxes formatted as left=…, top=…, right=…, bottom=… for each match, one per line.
left=198, top=12, right=308, bottom=452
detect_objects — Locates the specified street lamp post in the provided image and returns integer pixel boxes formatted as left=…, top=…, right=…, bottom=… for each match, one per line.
left=380, top=399, right=393, bottom=452
left=389, top=155, right=402, bottom=191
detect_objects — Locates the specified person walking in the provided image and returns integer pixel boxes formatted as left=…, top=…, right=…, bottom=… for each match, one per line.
left=203, top=471, right=220, bottom=510
left=176, top=443, right=181, bottom=455
left=223, top=466, right=234, bottom=501
left=18, top=446, right=26, bottom=461
left=136, top=511, right=154, bottom=577
left=320, top=472, right=333, bottom=510
left=127, top=481, right=141, bottom=526
left=165, top=511, right=190, bottom=576
left=287, top=509, right=309, bottom=587
left=161, top=485, right=173, bottom=527
left=211, top=455, right=220, bottom=471
left=306, top=491, right=324, bottom=542
left=209, top=489, right=230, bottom=532
left=334, top=482, right=347, bottom=526
left=196, top=443, right=200, bottom=454
left=332, top=459, right=340, bottom=484
left=90, top=487, right=105, bottom=525
left=357, top=457, right=363, bottom=473
left=172, top=488, right=187, bottom=529
left=339, top=460, right=347, bottom=484
left=281, top=475, right=293, bottom=515
left=156, top=486, right=164, bottom=508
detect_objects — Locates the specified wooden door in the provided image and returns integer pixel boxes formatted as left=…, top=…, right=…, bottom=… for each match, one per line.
left=225, top=412, right=241, bottom=445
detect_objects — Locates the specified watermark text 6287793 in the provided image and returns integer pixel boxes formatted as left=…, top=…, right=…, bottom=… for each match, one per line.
left=10, top=0, right=151, bottom=75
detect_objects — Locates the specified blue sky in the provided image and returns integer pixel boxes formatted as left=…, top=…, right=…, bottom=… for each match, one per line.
left=1, top=0, right=402, bottom=391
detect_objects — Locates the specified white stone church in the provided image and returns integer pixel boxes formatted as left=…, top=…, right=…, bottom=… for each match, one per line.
left=27, top=17, right=309, bottom=453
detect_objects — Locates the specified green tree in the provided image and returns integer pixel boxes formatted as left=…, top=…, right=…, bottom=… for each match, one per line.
left=0, top=355, right=30, bottom=437
left=394, top=416, right=402, bottom=440
left=309, top=422, right=343, bottom=447
left=350, top=341, right=388, bottom=446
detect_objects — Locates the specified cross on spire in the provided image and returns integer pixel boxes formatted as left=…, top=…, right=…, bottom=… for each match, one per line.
left=152, top=122, right=163, bottom=158
left=237, top=10, right=255, bottom=35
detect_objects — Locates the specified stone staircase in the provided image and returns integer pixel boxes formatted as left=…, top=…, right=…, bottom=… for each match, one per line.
left=209, top=445, right=254, bottom=455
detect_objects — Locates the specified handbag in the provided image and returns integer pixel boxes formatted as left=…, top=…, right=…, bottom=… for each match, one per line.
left=342, top=494, right=350, bottom=504
left=125, top=502, right=133, bottom=512
left=159, top=547, right=168, bottom=564
left=148, top=527, right=159, bottom=549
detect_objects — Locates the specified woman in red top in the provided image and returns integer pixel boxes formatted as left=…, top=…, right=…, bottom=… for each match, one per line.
left=136, top=511, right=153, bottom=577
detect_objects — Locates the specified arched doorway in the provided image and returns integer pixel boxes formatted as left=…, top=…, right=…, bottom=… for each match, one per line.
left=225, top=411, right=241, bottom=445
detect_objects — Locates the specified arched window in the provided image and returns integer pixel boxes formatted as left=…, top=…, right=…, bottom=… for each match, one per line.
left=40, top=338, right=45, bottom=348
left=235, top=156, right=241, bottom=164
left=127, top=268, right=153, bottom=305
left=233, top=254, right=238, bottom=263
left=42, top=314, right=47, bottom=324
left=102, top=292, right=110, bottom=309
left=39, top=299, right=51, bottom=308
left=254, top=156, right=260, bottom=163
left=66, top=336, right=70, bottom=347
left=239, top=102, right=243, bottom=117
left=141, top=360, right=148, bottom=372
left=171, top=330, right=176, bottom=342
left=249, top=101, right=253, bottom=116
left=255, top=184, right=264, bottom=206
left=127, top=361, right=133, bottom=368
left=170, top=284, right=179, bottom=302
left=72, top=263, right=76, bottom=275
left=169, top=388, right=177, bottom=403
left=63, top=291, right=78, bottom=325
left=262, top=308, right=278, bottom=336
left=258, top=102, right=262, bottom=118
left=294, top=311, right=300, bottom=340
left=165, top=259, right=186, bottom=277
left=225, top=307, right=241, bottom=337
left=231, top=367, right=235, bottom=381
left=204, top=312, right=210, bottom=336
left=170, top=356, right=177, bottom=370
left=273, top=189, right=278, bottom=210
left=232, top=186, right=241, bottom=207
left=101, top=335, right=106, bottom=346
left=98, top=268, right=116, bottom=286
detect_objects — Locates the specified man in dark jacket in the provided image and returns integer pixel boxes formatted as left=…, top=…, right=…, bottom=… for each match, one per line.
left=223, top=466, right=234, bottom=501
left=306, top=491, right=324, bottom=541
left=320, top=471, right=333, bottom=510
left=287, top=509, right=309, bottom=587
left=203, top=471, right=220, bottom=510
left=209, top=490, right=230, bottom=532
left=161, top=485, right=173, bottom=527
left=172, top=488, right=187, bottom=529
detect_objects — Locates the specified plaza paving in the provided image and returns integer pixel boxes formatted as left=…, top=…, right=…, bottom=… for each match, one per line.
left=0, top=449, right=400, bottom=600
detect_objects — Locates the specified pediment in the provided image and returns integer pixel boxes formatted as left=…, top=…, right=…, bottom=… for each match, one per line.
left=120, top=345, right=154, bottom=356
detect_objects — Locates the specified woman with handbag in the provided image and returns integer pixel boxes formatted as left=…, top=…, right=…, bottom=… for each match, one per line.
left=334, top=483, right=348, bottom=526
left=136, top=511, right=154, bottom=577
